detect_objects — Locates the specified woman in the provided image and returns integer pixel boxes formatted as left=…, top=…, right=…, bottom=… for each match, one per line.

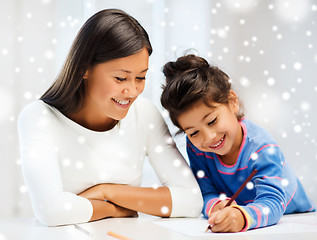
left=17, top=9, right=203, bottom=226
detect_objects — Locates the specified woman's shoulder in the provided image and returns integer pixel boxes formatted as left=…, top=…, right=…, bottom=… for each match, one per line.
left=18, top=100, right=58, bottom=126
left=19, top=100, right=48, bottom=117
left=131, top=96, right=161, bottom=117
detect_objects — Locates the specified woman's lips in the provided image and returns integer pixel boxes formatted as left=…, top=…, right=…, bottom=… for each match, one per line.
left=112, top=98, right=131, bottom=108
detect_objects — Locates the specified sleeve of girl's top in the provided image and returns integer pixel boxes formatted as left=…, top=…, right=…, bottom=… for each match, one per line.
left=186, top=141, right=224, bottom=218
left=17, top=101, right=93, bottom=226
left=142, top=99, right=203, bottom=217
left=235, top=145, right=287, bottom=231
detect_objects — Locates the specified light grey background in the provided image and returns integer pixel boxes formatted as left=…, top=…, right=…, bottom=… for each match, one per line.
left=0, top=0, right=316, bottom=218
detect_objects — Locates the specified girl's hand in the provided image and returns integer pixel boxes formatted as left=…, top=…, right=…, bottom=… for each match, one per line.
left=208, top=207, right=245, bottom=232
left=212, top=199, right=237, bottom=213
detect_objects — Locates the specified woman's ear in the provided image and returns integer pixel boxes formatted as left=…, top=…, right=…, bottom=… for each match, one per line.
left=229, top=90, right=239, bottom=114
left=83, top=70, right=88, bottom=79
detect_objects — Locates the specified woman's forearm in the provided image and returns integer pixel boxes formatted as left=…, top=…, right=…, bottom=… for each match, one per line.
left=80, top=184, right=172, bottom=217
left=88, top=199, right=138, bottom=221
left=103, top=185, right=172, bottom=217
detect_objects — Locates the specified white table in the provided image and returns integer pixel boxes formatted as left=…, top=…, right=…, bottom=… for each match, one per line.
left=1, top=212, right=317, bottom=240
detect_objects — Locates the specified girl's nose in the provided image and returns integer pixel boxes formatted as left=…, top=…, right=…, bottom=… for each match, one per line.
left=202, top=128, right=216, bottom=146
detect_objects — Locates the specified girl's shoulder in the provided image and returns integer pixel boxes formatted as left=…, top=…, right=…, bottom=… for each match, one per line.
left=241, top=118, right=277, bottom=144
left=240, top=118, right=280, bottom=158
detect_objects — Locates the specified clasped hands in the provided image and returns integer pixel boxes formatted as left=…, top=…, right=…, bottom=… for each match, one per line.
left=78, top=184, right=138, bottom=218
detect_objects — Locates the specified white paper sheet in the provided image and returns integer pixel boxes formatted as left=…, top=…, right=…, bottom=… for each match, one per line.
left=153, top=213, right=317, bottom=237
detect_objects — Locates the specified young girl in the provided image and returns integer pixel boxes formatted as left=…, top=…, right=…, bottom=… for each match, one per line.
left=17, top=10, right=203, bottom=226
left=160, top=54, right=315, bottom=232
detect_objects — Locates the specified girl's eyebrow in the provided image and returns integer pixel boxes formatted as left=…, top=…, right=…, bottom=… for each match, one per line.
left=183, top=112, right=214, bottom=131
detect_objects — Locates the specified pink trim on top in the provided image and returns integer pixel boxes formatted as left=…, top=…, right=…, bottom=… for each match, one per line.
left=255, top=203, right=269, bottom=226
left=238, top=120, right=248, bottom=160
left=281, top=201, right=285, bottom=211
left=286, top=182, right=298, bottom=207
left=205, top=198, right=221, bottom=217
left=308, top=205, right=315, bottom=212
left=217, top=166, right=248, bottom=175
left=187, top=144, right=196, bottom=152
left=218, top=120, right=247, bottom=168
left=262, top=176, right=282, bottom=181
left=187, top=144, right=215, bottom=160
left=249, top=205, right=262, bottom=229
left=247, top=144, right=279, bottom=161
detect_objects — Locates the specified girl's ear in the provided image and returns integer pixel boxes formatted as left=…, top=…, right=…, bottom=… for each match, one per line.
left=229, top=90, right=239, bottom=114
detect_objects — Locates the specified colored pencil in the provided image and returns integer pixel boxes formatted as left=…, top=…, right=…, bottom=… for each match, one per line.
left=107, top=230, right=132, bottom=240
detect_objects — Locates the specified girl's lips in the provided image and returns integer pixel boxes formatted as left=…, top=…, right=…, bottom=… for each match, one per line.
left=209, top=135, right=225, bottom=150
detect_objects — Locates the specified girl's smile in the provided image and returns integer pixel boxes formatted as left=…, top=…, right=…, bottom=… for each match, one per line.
left=208, top=135, right=226, bottom=150
left=178, top=92, right=243, bottom=165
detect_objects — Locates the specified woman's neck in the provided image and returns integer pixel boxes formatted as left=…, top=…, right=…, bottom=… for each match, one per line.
left=68, top=108, right=118, bottom=132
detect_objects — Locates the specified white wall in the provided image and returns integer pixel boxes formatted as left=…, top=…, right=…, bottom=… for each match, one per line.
left=0, top=0, right=316, bottom=218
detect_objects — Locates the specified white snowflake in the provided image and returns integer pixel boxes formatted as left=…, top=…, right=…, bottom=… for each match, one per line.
left=161, top=206, right=169, bottom=214
left=219, top=193, right=227, bottom=200
left=262, top=207, right=270, bottom=215
left=246, top=182, right=254, bottom=190
left=282, top=178, right=289, bottom=186
left=251, top=152, right=258, bottom=160
left=197, top=170, right=205, bottom=178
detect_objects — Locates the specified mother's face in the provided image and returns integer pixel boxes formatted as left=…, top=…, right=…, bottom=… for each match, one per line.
left=83, top=47, right=149, bottom=121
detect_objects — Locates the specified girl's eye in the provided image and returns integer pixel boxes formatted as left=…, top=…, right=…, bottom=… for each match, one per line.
left=190, top=130, right=199, bottom=138
left=115, top=77, right=127, bottom=81
left=136, top=76, right=146, bottom=81
left=208, top=117, right=217, bottom=126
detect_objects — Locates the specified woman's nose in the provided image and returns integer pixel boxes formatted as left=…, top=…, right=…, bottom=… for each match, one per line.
left=123, top=81, right=138, bottom=96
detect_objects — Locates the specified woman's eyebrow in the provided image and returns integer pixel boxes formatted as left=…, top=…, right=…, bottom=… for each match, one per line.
left=116, top=68, right=148, bottom=74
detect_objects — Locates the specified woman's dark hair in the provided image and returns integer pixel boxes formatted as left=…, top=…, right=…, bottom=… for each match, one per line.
left=160, top=54, right=244, bottom=133
left=41, top=9, right=152, bottom=114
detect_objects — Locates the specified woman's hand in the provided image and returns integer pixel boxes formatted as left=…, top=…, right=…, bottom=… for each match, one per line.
left=78, top=184, right=106, bottom=200
left=208, top=207, right=245, bottom=232
left=78, top=183, right=172, bottom=218
left=113, top=204, right=138, bottom=218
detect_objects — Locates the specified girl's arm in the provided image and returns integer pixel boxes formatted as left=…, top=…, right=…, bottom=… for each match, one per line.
left=187, top=140, right=222, bottom=218
left=231, top=145, right=288, bottom=231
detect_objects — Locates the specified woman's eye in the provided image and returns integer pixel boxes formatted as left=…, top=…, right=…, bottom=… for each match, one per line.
left=136, top=76, right=146, bottom=81
left=190, top=131, right=199, bottom=137
left=208, top=117, right=217, bottom=126
left=115, top=77, right=127, bottom=81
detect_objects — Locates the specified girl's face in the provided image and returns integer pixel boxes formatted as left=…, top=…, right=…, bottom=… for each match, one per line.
left=178, top=92, right=243, bottom=164
left=83, top=47, right=149, bottom=122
